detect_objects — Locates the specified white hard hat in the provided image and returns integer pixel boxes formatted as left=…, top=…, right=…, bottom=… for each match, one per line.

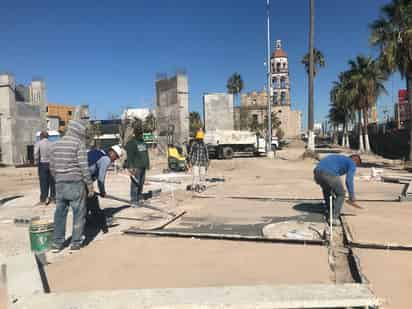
left=110, top=145, right=123, bottom=158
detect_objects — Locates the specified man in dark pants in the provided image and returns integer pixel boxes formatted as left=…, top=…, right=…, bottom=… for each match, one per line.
left=34, top=131, right=55, bottom=205
left=125, top=125, right=150, bottom=206
left=314, top=154, right=363, bottom=225
left=87, top=145, right=123, bottom=233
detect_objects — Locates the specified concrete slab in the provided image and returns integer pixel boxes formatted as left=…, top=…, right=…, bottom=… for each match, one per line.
left=46, top=236, right=331, bottom=292
left=14, top=283, right=379, bottom=309
left=2, top=253, right=43, bottom=304
left=354, top=248, right=412, bottom=309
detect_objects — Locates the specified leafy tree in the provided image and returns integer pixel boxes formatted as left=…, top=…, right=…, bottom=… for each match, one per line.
left=370, top=0, right=412, bottom=159
left=143, top=113, right=156, bottom=133
left=226, top=73, right=244, bottom=106
left=189, top=111, right=203, bottom=137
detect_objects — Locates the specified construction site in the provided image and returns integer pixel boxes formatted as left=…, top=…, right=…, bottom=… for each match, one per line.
left=1, top=139, right=412, bottom=308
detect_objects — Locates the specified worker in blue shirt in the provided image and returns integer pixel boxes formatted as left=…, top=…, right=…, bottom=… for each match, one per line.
left=314, top=154, right=363, bottom=225
left=86, top=145, right=123, bottom=233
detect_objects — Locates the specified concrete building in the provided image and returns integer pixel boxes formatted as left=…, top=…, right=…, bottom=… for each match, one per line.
left=239, top=40, right=302, bottom=139
left=46, top=103, right=75, bottom=133
left=47, top=103, right=89, bottom=133
left=155, top=74, right=189, bottom=147
left=203, top=93, right=234, bottom=131
left=0, top=74, right=47, bottom=165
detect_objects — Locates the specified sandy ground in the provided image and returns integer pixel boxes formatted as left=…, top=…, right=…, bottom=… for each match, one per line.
left=1, top=143, right=411, bottom=307
left=346, top=202, right=412, bottom=246
left=354, top=248, right=412, bottom=309
left=47, top=236, right=331, bottom=291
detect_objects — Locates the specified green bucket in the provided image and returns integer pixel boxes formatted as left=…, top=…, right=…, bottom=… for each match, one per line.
left=29, top=219, right=54, bottom=253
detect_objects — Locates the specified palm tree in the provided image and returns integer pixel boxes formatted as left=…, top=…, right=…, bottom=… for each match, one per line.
left=347, top=55, right=387, bottom=152
left=226, top=73, right=244, bottom=106
left=330, top=73, right=355, bottom=148
left=301, top=48, right=326, bottom=76
left=370, top=0, right=412, bottom=159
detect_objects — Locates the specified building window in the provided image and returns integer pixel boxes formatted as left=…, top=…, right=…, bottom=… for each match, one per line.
left=273, top=93, right=278, bottom=105
left=46, top=106, right=48, bottom=112
left=276, top=62, right=281, bottom=72
left=252, top=114, right=258, bottom=122
left=280, top=78, right=286, bottom=89
left=68, top=111, right=72, bottom=116
left=281, top=92, right=286, bottom=105
left=59, top=120, right=66, bottom=126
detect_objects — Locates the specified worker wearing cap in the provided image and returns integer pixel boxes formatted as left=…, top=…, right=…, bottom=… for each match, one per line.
left=34, top=131, right=56, bottom=205
left=86, top=145, right=123, bottom=233
left=314, top=154, right=363, bottom=226
left=189, top=129, right=209, bottom=193
left=125, top=125, right=150, bottom=206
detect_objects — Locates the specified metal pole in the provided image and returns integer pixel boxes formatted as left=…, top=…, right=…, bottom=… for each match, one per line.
left=266, top=0, right=273, bottom=154
left=308, top=0, right=315, bottom=150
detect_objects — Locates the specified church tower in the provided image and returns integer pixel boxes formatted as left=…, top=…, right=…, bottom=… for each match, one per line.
left=270, top=40, right=290, bottom=106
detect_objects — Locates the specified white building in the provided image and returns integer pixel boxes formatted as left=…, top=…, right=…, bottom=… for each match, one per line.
left=121, top=108, right=152, bottom=121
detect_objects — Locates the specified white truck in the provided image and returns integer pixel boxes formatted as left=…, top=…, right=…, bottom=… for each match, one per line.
left=204, top=130, right=277, bottom=159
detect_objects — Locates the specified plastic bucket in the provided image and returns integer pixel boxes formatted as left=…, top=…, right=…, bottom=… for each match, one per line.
left=29, top=219, right=54, bottom=253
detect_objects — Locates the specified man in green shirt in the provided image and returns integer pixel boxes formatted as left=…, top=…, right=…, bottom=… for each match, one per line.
left=125, top=125, right=150, bottom=206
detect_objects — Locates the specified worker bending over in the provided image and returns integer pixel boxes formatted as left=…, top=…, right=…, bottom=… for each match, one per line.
left=87, top=145, right=123, bottom=233
left=189, top=130, right=209, bottom=193
left=125, top=125, right=150, bottom=206
left=314, top=154, right=363, bottom=225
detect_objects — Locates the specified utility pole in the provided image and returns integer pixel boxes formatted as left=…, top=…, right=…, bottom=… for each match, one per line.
left=266, top=0, right=274, bottom=158
left=308, top=0, right=315, bottom=151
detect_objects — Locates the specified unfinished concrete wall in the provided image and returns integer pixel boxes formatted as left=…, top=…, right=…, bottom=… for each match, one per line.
left=0, top=74, right=47, bottom=165
left=155, top=74, right=189, bottom=148
left=0, top=74, right=17, bottom=165
left=15, top=102, right=44, bottom=164
left=203, top=93, right=234, bottom=131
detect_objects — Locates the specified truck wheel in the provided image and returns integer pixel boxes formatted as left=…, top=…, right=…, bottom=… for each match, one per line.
left=222, top=147, right=234, bottom=159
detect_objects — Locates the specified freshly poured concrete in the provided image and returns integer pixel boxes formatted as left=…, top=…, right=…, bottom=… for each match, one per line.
left=47, top=236, right=331, bottom=292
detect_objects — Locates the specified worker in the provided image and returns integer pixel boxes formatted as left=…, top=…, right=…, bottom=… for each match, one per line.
left=125, top=124, right=150, bottom=206
left=313, top=154, right=363, bottom=225
left=86, top=145, right=123, bottom=233
left=189, top=129, right=209, bottom=193
left=34, top=131, right=55, bottom=205
left=50, top=120, right=94, bottom=252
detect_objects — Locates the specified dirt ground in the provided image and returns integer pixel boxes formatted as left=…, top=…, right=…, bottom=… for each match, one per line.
left=1, top=143, right=412, bottom=307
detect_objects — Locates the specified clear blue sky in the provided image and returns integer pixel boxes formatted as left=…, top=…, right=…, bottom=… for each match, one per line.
left=0, top=0, right=404, bottom=125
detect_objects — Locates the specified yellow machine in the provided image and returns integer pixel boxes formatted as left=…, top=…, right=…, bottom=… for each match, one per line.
left=167, top=146, right=187, bottom=171
left=166, top=125, right=187, bottom=172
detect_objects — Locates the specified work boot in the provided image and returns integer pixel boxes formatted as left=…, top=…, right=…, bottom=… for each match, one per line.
left=70, top=243, right=82, bottom=251
left=329, top=218, right=341, bottom=227
left=195, top=185, right=200, bottom=193
left=51, top=243, right=64, bottom=253
left=200, top=185, right=206, bottom=192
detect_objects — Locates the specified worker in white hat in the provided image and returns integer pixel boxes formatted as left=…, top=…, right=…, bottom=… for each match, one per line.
left=86, top=145, right=123, bottom=233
